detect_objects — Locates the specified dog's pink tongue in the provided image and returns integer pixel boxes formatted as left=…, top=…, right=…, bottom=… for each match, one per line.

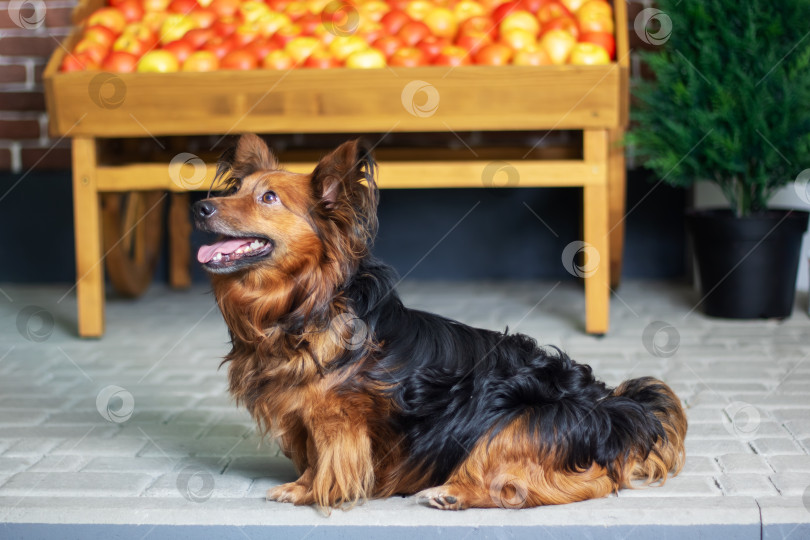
left=197, top=238, right=250, bottom=263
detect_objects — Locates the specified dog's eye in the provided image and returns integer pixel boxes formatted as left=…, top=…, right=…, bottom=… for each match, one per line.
left=261, top=191, right=278, bottom=204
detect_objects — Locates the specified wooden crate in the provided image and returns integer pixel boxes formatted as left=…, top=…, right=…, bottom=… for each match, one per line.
left=44, top=0, right=629, bottom=337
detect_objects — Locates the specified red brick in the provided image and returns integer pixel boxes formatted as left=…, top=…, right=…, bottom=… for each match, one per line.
left=0, top=148, right=11, bottom=170
left=20, top=145, right=72, bottom=170
left=0, top=35, right=59, bottom=57
left=33, top=63, right=46, bottom=84
left=0, top=119, right=40, bottom=139
left=0, top=91, right=46, bottom=112
left=0, top=64, right=27, bottom=84
left=44, top=7, right=75, bottom=29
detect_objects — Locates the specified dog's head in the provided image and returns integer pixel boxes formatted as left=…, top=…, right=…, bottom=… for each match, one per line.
left=194, top=134, right=378, bottom=282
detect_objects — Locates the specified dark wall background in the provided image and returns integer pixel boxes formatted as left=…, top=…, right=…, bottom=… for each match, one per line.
left=0, top=169, right=686, bottom=285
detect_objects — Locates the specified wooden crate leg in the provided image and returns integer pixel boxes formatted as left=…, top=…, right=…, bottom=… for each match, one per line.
left=168, top=192, right=192, bottom=289
left=584, top=130, right=610, bottom=335
left=72, top=137, right=104, bottom=337
left=608, top=128, right=626, bottom=289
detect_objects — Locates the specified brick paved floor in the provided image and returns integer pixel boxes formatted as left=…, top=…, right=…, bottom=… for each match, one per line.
left=0, top=281, right=809, bottom=539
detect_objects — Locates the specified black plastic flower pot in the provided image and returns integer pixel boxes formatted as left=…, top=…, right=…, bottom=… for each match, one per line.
left=687, top=209, right=809, bottom=319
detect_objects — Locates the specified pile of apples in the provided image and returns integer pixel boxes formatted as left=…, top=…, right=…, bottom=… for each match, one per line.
left=61, top=0, right=616, bottom=72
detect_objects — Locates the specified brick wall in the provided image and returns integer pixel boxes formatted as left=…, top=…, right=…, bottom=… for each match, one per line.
left=0, top=0, right=656, bottom=173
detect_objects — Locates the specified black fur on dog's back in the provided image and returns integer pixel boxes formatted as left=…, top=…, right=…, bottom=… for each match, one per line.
left=332, top=258, right=674, bottom=486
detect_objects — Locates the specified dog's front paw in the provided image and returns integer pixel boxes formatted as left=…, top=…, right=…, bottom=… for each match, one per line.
left=267, top=482, right=315, bottom=505
left=416, top=486, right=466, bottom=510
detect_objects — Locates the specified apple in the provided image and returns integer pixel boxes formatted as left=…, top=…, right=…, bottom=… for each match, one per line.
left=345, top=47, right=387, bottom=68
left=211, top=16, right=238, bottom=37
left=433, top=45, right=471, bottom=66
left=541, top=15, right=579, bottom=39
left=168, top=0, right=200, bottom=14
left=87, top=8, right=127, bottom=34
left=182, top=50, right=220, bottom=70
left=160, top=14, right=195, bottom=44
left=358, top=0, right=391, bottom=23
left=380, top=10, right=411, bottom=35
left=284, top=1, right=309, bottom=21
left=568, top=41, right=609, bottom=64
left=513, top=44, right=551, bottom=65
left=456, top=33, right=492, bottom=56
left=500, top=27, right=536, bottom=51
left=142, top=0, right=171, bottom=12
left=229, top=26, right=261, bottom=47
left=358, top=21, right=384, bottom=44
left=372, top=35, right=404, bottom=58
left=474, top=42, right=512, bottom=65
left=405, top=0, right=433, bottom=21
left=61, top=52, right=99, bottom=72
left=285, top=36, right=322, bottom=63
left=303, top=49, right=340, bottom=68
left=579, top=31, right=614, bottom=59
left=537, top=2, right=573, bottom=25
left=458, top=15, right=496, bottom=40
left=423, top=8, right=458, bottom=38
left=244, top=37, right=278, bottom=59
left=182, top=27, right=214, bottom=48
left=297, top=13, right=322, bottom=35
left=137, top=50, right=180, bottom=72
left=398, top=20, right=431, bottom=47
left=112, top=33, right=150, bottom=56
left=163, top=39, right=195, bottom=63
left=452, top=0, right=485, bottom=22
left=200, top=36, right=232, bottom=58
left=101, top=50, right=139, bottom=72
left=328, top=35, right=369, bottom=61
left=389, top=46, right=427, bottom=66
left=560, top=0, right=588, bottom=14
left=416, top=35, right=450, bottom=61
left=576, top=5, right=613, bottom=34
left=141, top=11, right=167, bottom=32
left=73, top=38, right=109, bottom=65
left=539, top=28, right=576, bottom=64
left=83, top=25, right=118, bottom=48
left=220, top=50, right=259, bottom=69
left=209, top=0, right=241, bottom=18
left=263, top=49, right=295, bottom=69
left=255, top=13, right=293, bottom=37
left=121, top=22, right=158, bottom=45
left=116, top=0, right=144, bottom=23
left=188, top=7, right=217, bottom=28
left=499, top=10, right=539, bottom=36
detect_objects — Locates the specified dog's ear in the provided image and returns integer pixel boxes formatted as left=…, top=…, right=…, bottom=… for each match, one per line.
left=213, top=134, right=278, bottom=192
left=311, top=139, right=377, bottom=210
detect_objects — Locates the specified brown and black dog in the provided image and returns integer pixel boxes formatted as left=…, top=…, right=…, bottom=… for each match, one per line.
left=193, top=134, right=687, bottom=511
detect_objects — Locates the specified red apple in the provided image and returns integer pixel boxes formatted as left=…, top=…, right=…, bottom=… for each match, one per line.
left=568, top=41, right=609, bottom=64
left=163, top=39, right=195, bottom=63
left=416, top=35, right=450, bottom=61
left=209, top=0, right=241, bottom=18
left=499, top=28, right=536, bottom=50
left=456, top=33, right=492, bottom=55
left=297, top=13, right=322, bottom=35
left=423, top=7, right=458, bottom=38
left=380, top=10, right=412, bottom=35
left=512, top=43, right=550, bottom=65
left=182, top=50, right=220, bottom=70
left=372, top=35, right=405, bottom=59
left=61, top=52, right=99, bottom=72
left=474, top=42, right=512, bottom=65
left=255, top=12, right=293, bottom=37
left=73, top=38, right=109, bottom=65
left=168, top=0, right=200, bottom=14
left=101, top=51, right=139, bottom=72
left=83, top=25, right=118, bottom=48
left=212, top=17, right=238, bottom=37
left=142, top=0, right=170, bottom=12
left=405, top=0, right=433, bottom=21
left=87, top=8, right=127, bottom=34
left=389, top=46, right=427, bottom=66
left=579, top=31, right=614, bottom=59
left=272, top=24, right=304, bottom=47
left=303, top=49, right=341, bottom=68
left=182, top=27, right=214, bottom=48
left=458, top=15, right=496, bottom=40
left=452, top=0, right=485, bottom=23
left=244, top=37, right=278, bottom=59
left=499, top=10, right=539, bottom=36
left=537, top=2, right=573, bottom=25
left=137, top=50, right=180, bottom=72
left=358, top=0, right=390, bottom=23
left=492, top=1, right=521, bottom=24
left=263, top=49, right=295, bottom=69
left=116, top=0, right=144, bottom=23
left=220, top=50, right=259, bottom=69
left=541, top=15, right=579, bottom=39
left=200, top=36, right=232, bottom=58
left=285, top=36, right=322, bottom=63
left=112, top=33, right=151, bottom=57
left=188, top=8, right=217, bottom=28
left=345, top=47, right=387, bottom=68
left=398, top=20, right=431, bottom=47
left=328, top=35, right=368, bottom=61
left=434, top=44, right=471, bottom=66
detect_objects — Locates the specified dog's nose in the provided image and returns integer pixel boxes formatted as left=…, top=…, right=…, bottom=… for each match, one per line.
left=194, top=200, right=217, bottom=219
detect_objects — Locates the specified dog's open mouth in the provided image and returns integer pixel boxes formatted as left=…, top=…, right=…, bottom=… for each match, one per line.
left=197, top=236, right=273, bottom=272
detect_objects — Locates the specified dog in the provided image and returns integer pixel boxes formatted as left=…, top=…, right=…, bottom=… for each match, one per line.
left=193, top=134, right=687, bottom=511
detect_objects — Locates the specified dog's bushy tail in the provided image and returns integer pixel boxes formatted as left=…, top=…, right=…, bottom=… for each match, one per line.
left=605, top=376, right=687, bottom=487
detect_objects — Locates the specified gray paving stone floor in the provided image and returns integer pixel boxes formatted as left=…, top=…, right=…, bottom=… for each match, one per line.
left=1, top=280, right=810, bottom=539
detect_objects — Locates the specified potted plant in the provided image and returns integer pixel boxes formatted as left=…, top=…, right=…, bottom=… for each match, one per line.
left=629, top=0, right=810, bottom=318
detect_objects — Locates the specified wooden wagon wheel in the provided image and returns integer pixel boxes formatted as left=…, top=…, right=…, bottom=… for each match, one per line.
left=101, top=191, right=166, bottom=298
